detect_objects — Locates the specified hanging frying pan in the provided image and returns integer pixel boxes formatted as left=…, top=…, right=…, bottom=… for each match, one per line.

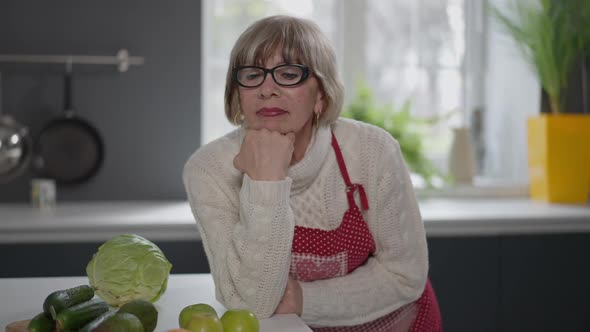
left=0, top=72, right=33, bottom=183
left=34, top=64, right=104, bottom=184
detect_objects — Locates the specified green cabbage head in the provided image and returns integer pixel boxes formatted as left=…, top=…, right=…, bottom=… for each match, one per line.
left=86, top=234, right=172, bottom=307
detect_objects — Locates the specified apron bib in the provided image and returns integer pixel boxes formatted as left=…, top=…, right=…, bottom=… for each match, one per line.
left=289, top=132, right=442, bottom=332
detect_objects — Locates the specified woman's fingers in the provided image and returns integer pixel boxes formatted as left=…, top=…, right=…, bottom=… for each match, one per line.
left=233, top=129, right=295, bottom=180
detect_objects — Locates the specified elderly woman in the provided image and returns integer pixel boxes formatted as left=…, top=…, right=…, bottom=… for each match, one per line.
left=183, top=15, right=442, bottom=331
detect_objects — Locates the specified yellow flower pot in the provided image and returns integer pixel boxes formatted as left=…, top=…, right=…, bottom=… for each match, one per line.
left=527, top=114, right=590, bottom=204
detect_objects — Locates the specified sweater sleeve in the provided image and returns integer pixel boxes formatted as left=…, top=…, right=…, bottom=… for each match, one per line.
left=299, top=135, right=429, bottom=327
left=183, top=161, right=295, bottom=319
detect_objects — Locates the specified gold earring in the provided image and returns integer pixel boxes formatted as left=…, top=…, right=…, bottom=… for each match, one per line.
left=315, top=112, right=321, bottom=126
left=234, top=111, right=243, bottom=125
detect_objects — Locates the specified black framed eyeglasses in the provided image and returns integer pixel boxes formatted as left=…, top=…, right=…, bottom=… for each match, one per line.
left=232, top=64, right=311, bottom=88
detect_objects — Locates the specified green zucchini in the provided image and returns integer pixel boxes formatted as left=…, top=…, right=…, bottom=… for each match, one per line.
left=43, top=285, right=95, bottom=319
left=55, top=298, right=109, bottom=332
left=27, top=312, right=54, bottom=332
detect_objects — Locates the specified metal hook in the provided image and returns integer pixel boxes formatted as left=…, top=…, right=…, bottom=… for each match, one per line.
left=65, top=56, right=73, bottom=73
left=117, top=49, right=130, bottom=72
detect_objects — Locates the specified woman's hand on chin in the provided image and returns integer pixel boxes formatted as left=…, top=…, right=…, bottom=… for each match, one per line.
left=234, top=128, right=295, bottom=181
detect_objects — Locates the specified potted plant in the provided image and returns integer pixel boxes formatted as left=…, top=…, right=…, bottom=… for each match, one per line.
left=341, top=83, right=446, bottom=189
left=490, top=0, right=590, bottom=204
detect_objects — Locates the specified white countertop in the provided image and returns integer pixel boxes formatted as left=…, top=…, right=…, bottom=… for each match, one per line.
left=0, top=274, right=311, bottom=332
left=1, top=199, right=589, bottom=243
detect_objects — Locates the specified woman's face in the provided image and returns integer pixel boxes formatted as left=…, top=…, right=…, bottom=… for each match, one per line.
left=237, top=51, right=324, bottom=136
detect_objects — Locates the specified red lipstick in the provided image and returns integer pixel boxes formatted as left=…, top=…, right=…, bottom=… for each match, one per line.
left=257, top=107, right=288, bottom=117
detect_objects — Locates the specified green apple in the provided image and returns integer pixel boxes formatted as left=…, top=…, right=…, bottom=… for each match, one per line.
left=179, top=303, right=218, bottom=328
left=220, top=309, right=260, bottom=332
left=185, top=313, right=223, bottom=332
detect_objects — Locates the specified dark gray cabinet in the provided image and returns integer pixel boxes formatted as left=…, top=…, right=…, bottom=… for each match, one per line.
left=428, top=237, right=500, bottom=332
left=0, top=240, right=210, bottom=278
left=498, top=235, right=590, bottom=332
left=428, top=234, right=590, bottom=332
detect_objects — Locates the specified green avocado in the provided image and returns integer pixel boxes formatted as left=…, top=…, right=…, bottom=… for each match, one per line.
left=117, top=300, right=158, bottom=332
left=93, top=312, right=144, bottom=332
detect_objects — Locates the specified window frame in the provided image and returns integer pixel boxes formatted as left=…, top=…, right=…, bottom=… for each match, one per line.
left=200, top=0, right=529, bottom=198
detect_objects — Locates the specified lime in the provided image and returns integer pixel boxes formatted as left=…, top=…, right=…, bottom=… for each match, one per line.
left=179, top=303, right=218, bottom=328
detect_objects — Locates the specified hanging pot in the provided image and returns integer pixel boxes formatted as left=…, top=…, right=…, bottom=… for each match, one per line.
left=33, top=66, right=104, bottom=185
left=0, top=72, right=33, bottom=183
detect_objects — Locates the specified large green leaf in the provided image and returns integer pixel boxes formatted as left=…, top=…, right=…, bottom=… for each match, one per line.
left=489, top=0, right=590, bottom=114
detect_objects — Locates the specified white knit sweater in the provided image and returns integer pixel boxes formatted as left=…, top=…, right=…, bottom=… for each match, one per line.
left=183, top=118, right=428, bottom=327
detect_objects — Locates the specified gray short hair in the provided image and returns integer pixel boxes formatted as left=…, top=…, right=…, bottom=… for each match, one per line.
left=224, top=15, right=344, bottom=126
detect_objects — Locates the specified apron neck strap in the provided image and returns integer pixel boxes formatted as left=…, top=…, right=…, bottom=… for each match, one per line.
left=331, top=132, right=369, bottom=210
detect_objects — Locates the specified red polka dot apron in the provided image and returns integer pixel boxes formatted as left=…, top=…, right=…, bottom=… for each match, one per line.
left=289, top=132, right=443, bottom=332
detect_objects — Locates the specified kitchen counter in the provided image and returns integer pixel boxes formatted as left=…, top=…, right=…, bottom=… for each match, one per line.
left=1, top=198, right=590, bottom=243
left=0, top=274, right=312, bottom=332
